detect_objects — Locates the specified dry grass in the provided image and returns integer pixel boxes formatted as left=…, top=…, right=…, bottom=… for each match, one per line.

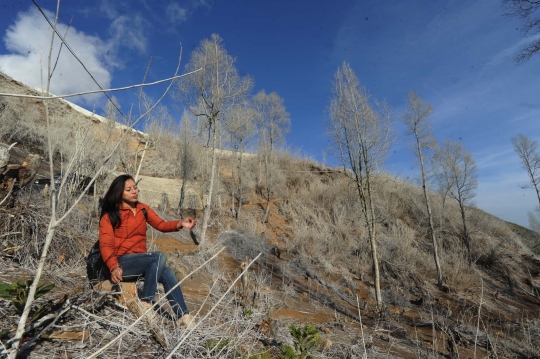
left=0, top=187, right=95, bottom=270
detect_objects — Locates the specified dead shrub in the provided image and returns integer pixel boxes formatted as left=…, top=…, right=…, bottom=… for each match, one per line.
left=443, top=250, right=478, bottom=290
left=1, top=186, right=95, bottom=271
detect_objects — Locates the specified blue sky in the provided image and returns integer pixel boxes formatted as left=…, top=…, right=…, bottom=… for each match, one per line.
left=1, top=0, right=539, bottom=227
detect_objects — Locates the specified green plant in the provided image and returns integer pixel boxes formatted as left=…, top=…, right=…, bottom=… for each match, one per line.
left=0, top=279, right=54, bottom=315
left=281, top=323, right=320, bottom=359
left=204, top=338, right=231, bottom=355
left=282, top=344, right=298, bottom=359
left=241, top=352, right=272, bottom=359
left=243, top=308, right=254, bottom=319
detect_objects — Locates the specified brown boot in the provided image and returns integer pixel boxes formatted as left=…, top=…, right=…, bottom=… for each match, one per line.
left=178, top=313, right=195, bottom=330
left=136, top=301, right=157, bottom=323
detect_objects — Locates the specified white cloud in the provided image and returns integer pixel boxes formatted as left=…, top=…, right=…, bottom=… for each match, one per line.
left=475, top=146, right=516, bottom=171
left=487, top=33, right=540, bottom=68
left=0, top=7, right=114, bottom=106
left=166, top=2, right=188, bottom=24
left=107, top=14, right=149, bottom=53
left=99, top=1, right=118, bottom=19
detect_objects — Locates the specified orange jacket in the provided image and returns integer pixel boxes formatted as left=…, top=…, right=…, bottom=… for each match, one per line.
left=99, top=202, right=180, bottom=270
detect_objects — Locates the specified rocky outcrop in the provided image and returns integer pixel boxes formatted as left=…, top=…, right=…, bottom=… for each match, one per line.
left=0, top=142, right=41, bottom=206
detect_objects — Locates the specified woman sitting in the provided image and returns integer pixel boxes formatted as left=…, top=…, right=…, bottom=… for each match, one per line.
left=99, top=174, right=196, bottom=328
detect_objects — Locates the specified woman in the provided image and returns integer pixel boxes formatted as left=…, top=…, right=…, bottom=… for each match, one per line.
left=99, top=174, right=196, bottom=328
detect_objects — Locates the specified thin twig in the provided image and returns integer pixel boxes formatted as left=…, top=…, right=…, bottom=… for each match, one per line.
left=71, top=305, right=130, bottom=329
left=50, top=14, right=73, bottom=78
left=0, top=71, right=201, bottom=100
left=0, top=232, right=22, bottom=238
left=474, top=277, right=484, bottom=359
left=86, top=247, right=226, bottom=359
left=356, top=294, right=367, bottom=359
left=138, top=56, right=153, bottom=116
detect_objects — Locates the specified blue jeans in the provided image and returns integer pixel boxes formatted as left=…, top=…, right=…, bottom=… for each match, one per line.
left=118, top=251, right=189, bottom=318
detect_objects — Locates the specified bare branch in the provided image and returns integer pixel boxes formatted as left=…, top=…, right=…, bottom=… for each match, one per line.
left=502, top=0, right=540, bottom=62
left=0, top=70, right=201, bottom=100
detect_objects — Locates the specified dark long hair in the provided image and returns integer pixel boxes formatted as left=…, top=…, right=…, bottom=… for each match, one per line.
left=100, top=174, right=135, bottom=228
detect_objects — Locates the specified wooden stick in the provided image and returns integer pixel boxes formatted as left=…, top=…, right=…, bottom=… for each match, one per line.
left=0, top=71, right=201, bottom=100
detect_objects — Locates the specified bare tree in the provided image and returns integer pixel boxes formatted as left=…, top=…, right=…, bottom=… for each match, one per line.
left=511, top=134, right=540, bottom=234
left=175, top=34, right=253, bottom=244
left=224, top=100, right=256, bottom=219
left=328, top=61, right=392, bottom=309
left=253, top=90, right=290, bottom=223
left=512, top=134, right=540, bottom=206
left=502, top=0, right=540, bottom=63
left=435, top=140, right=478, bottom=267
left=402, top=91, right=444, bottom=288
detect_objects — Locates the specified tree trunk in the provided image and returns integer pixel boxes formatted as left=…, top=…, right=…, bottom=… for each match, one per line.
left=177, top=141, right=189, bottom=214
left=237, top=148, right=244, bottom=220
left=424, top=183, right=443, bottom=286
left=262, top=150, right=271, bottom=224
left=200, top=122, right=217, bottom=244
left=93, top=176, right=99, bottom=216
left=416, top=139, right=443, bottom=287
left=355, top=164, right=382, bottom=310
left=134, top=142, right=149, bottom=182
left=230, top=144, right=237, bottom=219
left=262, top=191, right=271, bottom=224
left=178, top=180, right=186, bottom=214
left=364, top=168, right=382, bottom=310
left=534, top=181, right=540, bottom=208
left=367, top=220, right=382, bottom=309
left=459, top=201, right=472, bottom=266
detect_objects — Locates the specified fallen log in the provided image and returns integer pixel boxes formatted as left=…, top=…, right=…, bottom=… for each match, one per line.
left=0, top=142, right=41, bottom=206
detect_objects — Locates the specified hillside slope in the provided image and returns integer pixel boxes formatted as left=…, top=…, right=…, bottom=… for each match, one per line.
left=1, top=70, right=540, bottom=358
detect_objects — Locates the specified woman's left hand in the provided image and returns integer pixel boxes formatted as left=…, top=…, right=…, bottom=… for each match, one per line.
left=111, top=266, right=123, bottom=284
left=178, top=217, right=196, bottom=230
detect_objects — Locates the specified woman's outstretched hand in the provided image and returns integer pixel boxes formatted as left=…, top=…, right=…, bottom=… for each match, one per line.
left=178, top=217, right=196, bottom=230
